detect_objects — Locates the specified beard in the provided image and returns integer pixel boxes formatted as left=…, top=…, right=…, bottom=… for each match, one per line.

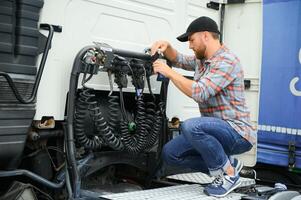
left=194, top=46, right=206, bottom=60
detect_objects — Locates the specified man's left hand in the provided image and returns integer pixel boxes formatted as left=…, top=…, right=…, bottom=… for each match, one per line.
left=152, top=60, right=172, bottom=78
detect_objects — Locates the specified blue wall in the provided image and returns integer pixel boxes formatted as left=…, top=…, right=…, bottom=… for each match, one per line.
left=258, top=0, right=301, bottom=167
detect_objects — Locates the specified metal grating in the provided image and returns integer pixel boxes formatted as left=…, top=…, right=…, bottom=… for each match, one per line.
left=167, top=172, right=256, bottom=187
left=100, top=184, right=245, bottom=200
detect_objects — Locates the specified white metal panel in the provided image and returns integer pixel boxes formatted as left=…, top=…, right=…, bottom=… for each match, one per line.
left=35, top=0, right=189, bottom=120
left=166, top=1, right=220, bottom=121
left=35, top=0, right=259, bottom=168
left=245, top=79, right=260, bottom=124
left=36, top=0, right=71, bottom=120
left=166, top=1, right=260, bottom=167
left=167, top=81, right=201, bottom=120
left=166, top=1, right=262, bottom=126
left=223, top=1, right=262, bottom=126
left=222, top=1, right=261, bottom=167
left=35, top=1, right=261, bottom=172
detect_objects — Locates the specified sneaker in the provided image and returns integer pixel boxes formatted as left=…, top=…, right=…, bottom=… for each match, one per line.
left=231, top=158, right=243, bottom=176
left=204, top=174, right=241, bottom=197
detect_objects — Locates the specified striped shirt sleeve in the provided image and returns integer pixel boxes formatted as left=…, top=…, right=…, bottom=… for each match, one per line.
left=171, top=51, right=197, bottom=71
left=192, top=61, right=237, bottom=103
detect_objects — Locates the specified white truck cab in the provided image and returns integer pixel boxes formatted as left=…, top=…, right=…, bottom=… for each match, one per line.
left=0, top=0, right=300, bottom=199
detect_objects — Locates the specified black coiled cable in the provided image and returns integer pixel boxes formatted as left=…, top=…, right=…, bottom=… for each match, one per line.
left=108, top=95, right=120, bottom=135
left=144, top=102, right=162, bottom=150
left=120, top=96, right=149, bottom=153
left=74, top=73, right=123, bottom=150
left=91, top=97, right=124, bottom=151
left=74, top=88, right=103, bottom=150
left=135, top=97, right=149, bottom=149
left=74, top=54, right=163, bottom=153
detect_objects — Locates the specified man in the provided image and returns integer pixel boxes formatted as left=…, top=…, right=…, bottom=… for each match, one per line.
left=151, top=16, right=256, bottom=197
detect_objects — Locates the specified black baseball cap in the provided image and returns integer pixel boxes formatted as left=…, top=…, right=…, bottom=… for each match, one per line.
left=177, top=16, right=220, bottom=42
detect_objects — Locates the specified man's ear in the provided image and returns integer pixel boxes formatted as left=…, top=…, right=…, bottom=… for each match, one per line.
left=204, top=31, right=210, bottom=41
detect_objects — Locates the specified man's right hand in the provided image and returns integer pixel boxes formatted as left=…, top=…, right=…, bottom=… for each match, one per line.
left=150, top=40, right=177, bottom=62
left=151, top=40, right=170, bottom=55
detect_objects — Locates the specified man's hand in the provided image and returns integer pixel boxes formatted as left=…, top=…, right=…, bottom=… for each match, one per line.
left=150, top=40, right=177, bottom=62
left=151, top=40, right=170, bottom=55
left=152, top=60, right=172, bottom=78
left=153, top=60, right=193, bottom=97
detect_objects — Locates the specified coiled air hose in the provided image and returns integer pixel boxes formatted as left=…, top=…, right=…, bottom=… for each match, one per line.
left=74, top=72, right=124, bottom=150
left=144, top=102, right=162, bottom=150
left=74, top=54, right=162, bottom=153
left=91, top=96, right=124, bottom=151
left=74, top=88, right=103, bottom=149
left=120, top=95, right=149, bottom=153
left=108, top=95, right=120, bottom=134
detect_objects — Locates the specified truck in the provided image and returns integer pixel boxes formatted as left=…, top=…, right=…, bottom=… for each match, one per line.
left=0, top=0, right=300, bottom=199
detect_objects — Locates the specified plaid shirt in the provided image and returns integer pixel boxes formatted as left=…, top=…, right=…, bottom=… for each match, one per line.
left=173, top=45, right=256, bottom=145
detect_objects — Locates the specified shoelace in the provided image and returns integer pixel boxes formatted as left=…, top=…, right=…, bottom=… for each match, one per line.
left=211, top=175, right=224, bottom=187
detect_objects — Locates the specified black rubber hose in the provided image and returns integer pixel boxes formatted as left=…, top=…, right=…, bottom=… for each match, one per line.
left=135, top=98, right=148, bottom=149
left=67, top=46, right=95, bottom=198
left=74, top=88, right=123, bottom=150
left=113, top=48, right=151, bottom=60
left=120, top=97, right=148, bottom=153
left=146, top=76, right=156, bottom=100
left=0, top=24, right=54, bottom=104
left=157, top=79, right=169, bottom=159
left=107, top=95, right=120, bottom=135
left=145, top=102, right=162, bottom=150
left=92, top=98, right=124, bottom=150
left=0, top=170, right=65, bottom=189
left=74, top=88, right=103, bottom=150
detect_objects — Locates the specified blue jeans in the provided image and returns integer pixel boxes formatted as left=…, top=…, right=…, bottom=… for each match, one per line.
left=162, top=117, right=252, bottom=176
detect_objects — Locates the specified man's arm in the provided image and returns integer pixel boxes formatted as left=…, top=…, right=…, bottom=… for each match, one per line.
left=151, top=40, right=197, bottom=71
left=173, top=53, right=198, bottom=71
left=153, top=60, right=194, bottom=97
left=191, top=61, right=238, bottom=103
left=153, top=60, right=239, bottom=102
left=151, top=40, right=177, bottom=62
left=167, top=69, right=194, bottom=97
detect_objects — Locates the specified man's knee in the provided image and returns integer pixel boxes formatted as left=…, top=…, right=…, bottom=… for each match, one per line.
left=181, top=118, right=195, bottom=135
left=181, top=118, right=206, bottom=138
left=162, top=143, right=178, bottom=166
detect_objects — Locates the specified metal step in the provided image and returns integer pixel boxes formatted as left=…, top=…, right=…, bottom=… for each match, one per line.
left=167, top=172, right=256, bottom=188
left=100, top=184, right=245, bottom=200
left=100, top=172, right=256, bottom=200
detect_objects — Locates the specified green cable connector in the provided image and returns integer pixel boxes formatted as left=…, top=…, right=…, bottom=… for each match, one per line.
left=128, top=122, right=136, bottom=132
left=291, top=168, right=301, bottom=174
